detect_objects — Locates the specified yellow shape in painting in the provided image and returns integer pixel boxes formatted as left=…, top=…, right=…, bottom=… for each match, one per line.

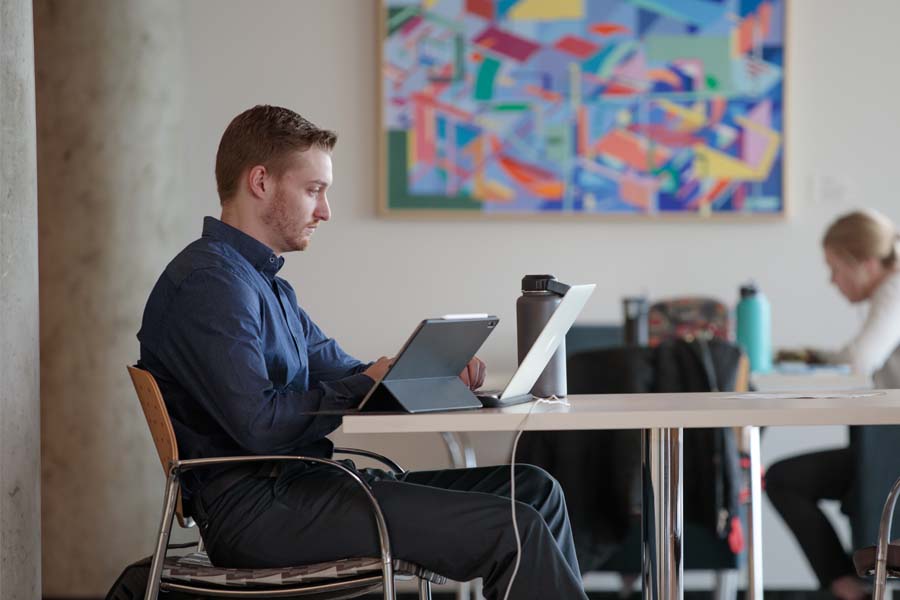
left=693, top=117, right=781, bottom=181
left=474, top=177, right=515, bottom=202
left=656, top=100, right=706, bottom=131
left=616, top=109, right=632, bottom=127
left=407, top=129, right=417, bottom=171
left=508, top=0, right=583, bottom=21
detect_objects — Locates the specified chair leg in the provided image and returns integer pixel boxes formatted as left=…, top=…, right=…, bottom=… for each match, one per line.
left=382, top=564, right=396, bottom=600
left=456, top=581, right=470, bottom=600
left=418, top=577, right=433, bottom=600
left=713, top=570, right=738, bottom=600
left=473, top=578, right=486, bottom=600
left=875, top=476, right=900, bottom=600
left=145, top=472, right=179, bottom=600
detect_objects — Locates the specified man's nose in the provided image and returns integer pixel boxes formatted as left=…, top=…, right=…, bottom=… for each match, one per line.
left=315, top=194, right=331, bottom=221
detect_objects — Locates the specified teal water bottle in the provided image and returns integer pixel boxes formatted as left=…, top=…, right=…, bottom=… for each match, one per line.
left=736, top=283, right=772, bottom=373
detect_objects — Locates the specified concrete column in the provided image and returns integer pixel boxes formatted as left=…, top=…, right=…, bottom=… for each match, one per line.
left=0, top=1, right=41, bottom=599
left=34, top=1, right=189, bottom=595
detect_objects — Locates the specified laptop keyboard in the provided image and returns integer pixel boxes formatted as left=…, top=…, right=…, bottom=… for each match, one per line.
left=476, top=393, right=533, bottom=408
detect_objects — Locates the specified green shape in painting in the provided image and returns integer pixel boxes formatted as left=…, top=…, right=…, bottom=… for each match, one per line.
left=545, top=123, right=571, bottom=165
left=387, top=6, right=418, bottom=36
left=645, top=35, right=733, bottom=93
left=493, top=103, right=531, bottom=112
left=387, top=131, right=482, bottom=211
left=474, top=57, right=501, bottom=101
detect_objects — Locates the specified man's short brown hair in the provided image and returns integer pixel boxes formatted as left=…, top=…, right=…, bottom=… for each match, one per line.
left=215, top=105, right=337, bottom=203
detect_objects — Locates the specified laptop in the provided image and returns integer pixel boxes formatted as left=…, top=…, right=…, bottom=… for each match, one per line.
left=476, top=284, right=596, bottom=408
left=357, top=315, right=499, bottom=413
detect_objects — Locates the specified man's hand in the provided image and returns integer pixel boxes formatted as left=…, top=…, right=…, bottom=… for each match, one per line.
left=459, top=356, right=486, bottom=390
left=363, top=356, right=394, bottom=382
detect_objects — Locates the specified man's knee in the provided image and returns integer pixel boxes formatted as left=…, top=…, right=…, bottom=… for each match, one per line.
left=515, top=463, right=565, bottom=504
left=510, top=501, right=546, bottom=536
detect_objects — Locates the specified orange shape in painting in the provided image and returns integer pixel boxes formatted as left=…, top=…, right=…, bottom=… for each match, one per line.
left=595, top=130, right=671, bottom=171
left=591, top=23, right=630, bottom=36
left=646, top=68, right=682, bottom=88
left=497, top=154, right=564, bottom=200
left=524, top=84, right=564, bottom=103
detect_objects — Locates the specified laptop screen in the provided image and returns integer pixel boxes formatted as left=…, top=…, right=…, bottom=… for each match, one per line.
left=500, top=284, right=596, bottom=399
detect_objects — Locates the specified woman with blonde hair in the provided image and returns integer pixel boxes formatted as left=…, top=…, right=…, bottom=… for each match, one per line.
left=768, top=209, right=900, bottom=600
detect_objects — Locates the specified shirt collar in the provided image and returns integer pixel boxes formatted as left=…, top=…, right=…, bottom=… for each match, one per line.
left=202, top=216, right=285, bottom=276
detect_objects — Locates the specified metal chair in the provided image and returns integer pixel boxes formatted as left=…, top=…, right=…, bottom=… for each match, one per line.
left=127, top=365, right=445, bottom=600
left=853, top=474, right=900, bottom=600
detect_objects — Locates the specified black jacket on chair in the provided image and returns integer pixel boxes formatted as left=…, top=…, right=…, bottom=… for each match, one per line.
left=845, top=425, right=900, bottom=549
left=517, top=338, right=743, bottom=572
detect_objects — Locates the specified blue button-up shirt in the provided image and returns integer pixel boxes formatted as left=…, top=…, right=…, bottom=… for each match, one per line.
left=138, top=217, right=372, bottom=496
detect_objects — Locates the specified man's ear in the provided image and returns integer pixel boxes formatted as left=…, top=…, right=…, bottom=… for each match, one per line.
left=247, top=165, right=270, bottom=199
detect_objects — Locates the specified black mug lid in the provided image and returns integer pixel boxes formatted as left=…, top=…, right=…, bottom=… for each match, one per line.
left=522, top=274, right=555, bottom=291
left=522, top=274, right=570, bottom=295
left=740, top=283, right=758, bottom=298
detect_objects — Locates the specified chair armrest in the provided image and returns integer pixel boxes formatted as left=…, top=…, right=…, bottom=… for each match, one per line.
left=872, top=475, right=900, bottom=596
left=334, top=447, right=405, bottom=474
left=173, top=455, right=394, bottom=567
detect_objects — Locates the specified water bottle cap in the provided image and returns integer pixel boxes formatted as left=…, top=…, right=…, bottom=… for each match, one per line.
left=740, top=283, right=759, bottom=298
left=522, top=274, right=557, bottom=292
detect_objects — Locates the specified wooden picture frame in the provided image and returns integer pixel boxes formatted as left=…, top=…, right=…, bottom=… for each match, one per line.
left=378, top=0, right=787, bottom=219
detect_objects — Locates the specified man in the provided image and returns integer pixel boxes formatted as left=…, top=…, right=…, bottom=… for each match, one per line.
left=138, top=105, right=587, bottom=599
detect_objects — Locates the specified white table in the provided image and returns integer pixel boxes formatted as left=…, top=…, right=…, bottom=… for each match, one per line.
left=753, top=368, right=870, bottom=392
left=343, top=389, right=900, bottom=600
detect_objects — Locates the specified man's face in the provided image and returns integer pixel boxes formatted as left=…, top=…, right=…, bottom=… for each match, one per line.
left=261, top=147, right=333, bottom=253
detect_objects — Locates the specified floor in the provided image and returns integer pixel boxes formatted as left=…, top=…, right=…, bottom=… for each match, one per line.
left=363, top=593, right=867, bottom=600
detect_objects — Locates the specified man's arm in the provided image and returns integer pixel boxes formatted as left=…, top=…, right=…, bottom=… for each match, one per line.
left=299, top=307, right=372, bottom=383
left=159, top=268, right=369, bottom=454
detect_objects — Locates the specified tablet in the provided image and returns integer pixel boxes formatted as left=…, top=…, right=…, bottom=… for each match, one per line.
left=357, top=315, right=498, bottom=413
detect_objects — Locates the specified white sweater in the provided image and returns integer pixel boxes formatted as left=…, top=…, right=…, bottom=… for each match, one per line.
left=833, top=269, right=900, bottom=388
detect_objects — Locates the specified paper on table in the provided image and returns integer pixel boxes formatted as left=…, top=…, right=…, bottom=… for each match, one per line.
left=727, top=391, right=885, bottom=400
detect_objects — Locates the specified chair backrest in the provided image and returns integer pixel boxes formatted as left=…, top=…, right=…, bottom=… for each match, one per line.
left=127, top=365, right=191, bottom=527
left=565, top=323, right=624, bottom=358
left=735, top=353, right=750, bottom=392
left=647, top=297, right=729, bottom=347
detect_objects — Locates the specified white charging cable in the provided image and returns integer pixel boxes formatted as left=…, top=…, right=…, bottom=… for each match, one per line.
left=503, top=395, right=571, bottom=600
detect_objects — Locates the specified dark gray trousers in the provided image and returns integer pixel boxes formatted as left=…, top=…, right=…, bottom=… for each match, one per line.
left=192, top=462, right=587, bottom=599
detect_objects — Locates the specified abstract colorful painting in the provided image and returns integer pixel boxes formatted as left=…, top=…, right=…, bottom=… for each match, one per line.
left=380, top=0, right=785, bottom=217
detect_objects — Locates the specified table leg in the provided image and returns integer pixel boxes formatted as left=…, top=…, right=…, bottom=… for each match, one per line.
left=441, top=432, right=467, bottom=469
left=745, top=426, right=764, bottom=600
left=441, top=432, right=478, bottom=600
left=642, top=428, right=683, bottom=600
